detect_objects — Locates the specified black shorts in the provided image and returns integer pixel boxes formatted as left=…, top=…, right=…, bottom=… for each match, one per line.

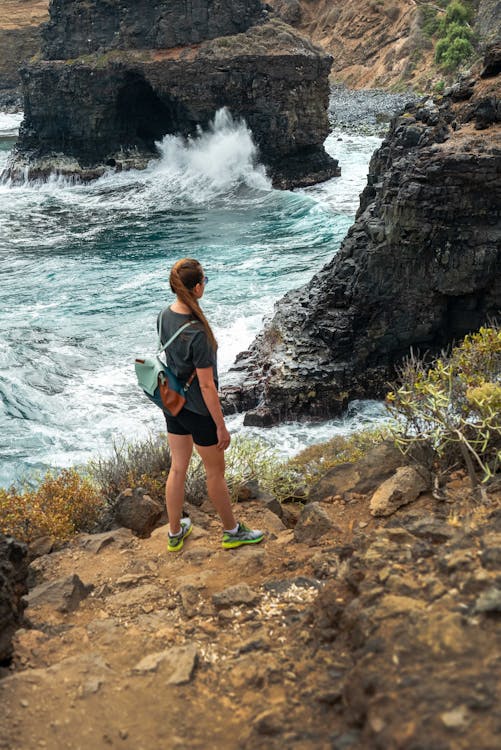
left=164, top=407, right=218, bottom=447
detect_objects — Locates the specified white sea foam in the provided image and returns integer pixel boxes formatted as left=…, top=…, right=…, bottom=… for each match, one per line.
left=0, top=111, right=23, bottom=137
left=0, top=104, right=384, bottom=486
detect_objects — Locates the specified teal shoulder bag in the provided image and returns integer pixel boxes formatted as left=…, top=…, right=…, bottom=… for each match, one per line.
left=134, top=313, right=196, bottom=415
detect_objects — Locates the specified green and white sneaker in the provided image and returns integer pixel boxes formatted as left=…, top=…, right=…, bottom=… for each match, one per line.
left=168, top=518, right=193, bottom=552
left=222, top=522, right=264, bottom=550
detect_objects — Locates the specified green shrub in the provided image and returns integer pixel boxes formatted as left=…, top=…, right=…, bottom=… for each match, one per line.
left=88, top=434, right=171, bottom=505
left=432, top=1, right=475, bottom=71
left=0, top=469, right=104, bottom=544
left=435, top=35, right=473, bottom=70
left=186, top=436, right=305, bottom=504
left=445, top=1, right=474, bottom=24
left=386, top=326, right=501, bottom=492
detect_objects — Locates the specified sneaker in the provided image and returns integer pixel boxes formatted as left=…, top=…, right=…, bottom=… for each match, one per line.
left=222, top=522, right=264, bottom=549
left=167, top=518, right=193, bottom=552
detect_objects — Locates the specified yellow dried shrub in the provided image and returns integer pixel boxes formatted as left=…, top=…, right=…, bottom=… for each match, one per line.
left=0, top=469, right=104, bottom=544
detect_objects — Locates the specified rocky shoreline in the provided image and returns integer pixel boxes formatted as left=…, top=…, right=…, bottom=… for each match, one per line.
left=328, top=84, right=418, bottom=135
left=221, top=54, right=501, bottom=426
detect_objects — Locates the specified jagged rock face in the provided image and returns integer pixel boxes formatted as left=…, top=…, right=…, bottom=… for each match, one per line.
left=476, top=0, right=501, bottom=46
left=11, top=18, right=338, bottom=188
left=221, top=67, right=501, bottom=425
left=43, top=0, right=265, bottom=59
left=0, top=534, right=28, bottom=665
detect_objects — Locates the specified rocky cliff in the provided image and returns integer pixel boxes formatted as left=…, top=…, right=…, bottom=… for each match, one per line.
left=6, top=0, right=338, bottom=188
left=221, top=57, right=501, bottom=426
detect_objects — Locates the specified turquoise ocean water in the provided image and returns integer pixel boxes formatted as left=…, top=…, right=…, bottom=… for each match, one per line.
left=0, top=108, right=386, bottom=488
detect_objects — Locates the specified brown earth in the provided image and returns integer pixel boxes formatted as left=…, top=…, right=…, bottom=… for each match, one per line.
left=277, top=0, right=424, bottom=87
left=1, top=464, right=500, bottom=750
left=0, top=1, right=48, bottom=104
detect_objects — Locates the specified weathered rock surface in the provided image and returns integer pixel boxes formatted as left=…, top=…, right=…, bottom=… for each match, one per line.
left=132, top=644, right=198, bottom=684
left=0, top=1, right=47, bottom=109
left=221, top=64, right=501, bottom=425
left=308, top=502, right=501, bottom=749
left=43, top=0, right=264, bottom=59
left=369, top=465, right=430, bottom=517
left=6, top=1, right=338, bottom=188
left=1, top=481, right=500, bottom=749
left=113, top=487, right=163, bottom=537
left=25, top=574, right=93, bottom=613
left=293, top=502, right=335, bottom=543
left=0, top=534, right=28, bottom=664
left=308, top=441, right=405, bottom=502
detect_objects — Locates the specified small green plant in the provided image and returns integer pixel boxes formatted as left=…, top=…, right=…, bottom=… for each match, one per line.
left=0, top=469, right=104, bottom=544
left=444, top=0, right=474, bottom=24
left=386, top=326, right=501, bottom=494
left=435, top=35, right=473, bottom=70
left=434, top=79, right=446, bottom=93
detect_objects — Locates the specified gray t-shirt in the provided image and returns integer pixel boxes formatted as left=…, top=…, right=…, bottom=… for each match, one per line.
left=157, top=307, right=218, bottom=416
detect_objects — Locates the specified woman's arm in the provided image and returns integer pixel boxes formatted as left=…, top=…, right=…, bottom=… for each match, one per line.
left=196, top=366, right=231, bottom=450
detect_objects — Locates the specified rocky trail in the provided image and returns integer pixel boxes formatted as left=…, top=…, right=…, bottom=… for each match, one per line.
left=1, top=453, right=500, bottom=750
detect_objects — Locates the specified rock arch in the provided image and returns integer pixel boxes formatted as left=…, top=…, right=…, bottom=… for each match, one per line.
left=115, top=74, right=193, bottom=152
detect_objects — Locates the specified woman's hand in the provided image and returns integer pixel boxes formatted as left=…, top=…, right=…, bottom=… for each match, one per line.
left=197, top=366, right=231, bottom=450
left=216, top=423, right=231, bottom=451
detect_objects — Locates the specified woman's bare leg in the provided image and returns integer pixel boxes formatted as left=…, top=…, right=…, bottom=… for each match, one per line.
left=195, top=443, right=237, bottom=530
left=166, top=433, right=193, bottom=535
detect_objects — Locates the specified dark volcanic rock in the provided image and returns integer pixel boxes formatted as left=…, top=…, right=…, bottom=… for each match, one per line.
left=0, top=534, right=29, bottom=665
left=221, top=69, right=501, bottom=424
left=42, top=0, right=264, bottom=59
left=307, top=503, right=501, bottom=749
left=6, top=2, right=338, bottom=189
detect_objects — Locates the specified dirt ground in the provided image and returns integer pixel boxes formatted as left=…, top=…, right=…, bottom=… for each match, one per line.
left=0, top=498, right=366, bottom=750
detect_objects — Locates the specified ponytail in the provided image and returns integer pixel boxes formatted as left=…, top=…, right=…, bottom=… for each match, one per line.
left=169, top=258, right=218, bottom=351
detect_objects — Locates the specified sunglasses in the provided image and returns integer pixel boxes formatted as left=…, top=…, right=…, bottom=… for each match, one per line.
left=203, top=275, right=208, bottom=285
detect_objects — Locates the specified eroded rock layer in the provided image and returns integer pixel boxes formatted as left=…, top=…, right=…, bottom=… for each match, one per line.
left=7, top=1, right=338, bottom=188
left=221, top=64, right=501, bottom=425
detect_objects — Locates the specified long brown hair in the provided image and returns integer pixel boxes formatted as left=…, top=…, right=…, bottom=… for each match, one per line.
left=169, top=258, right=218, bottom=350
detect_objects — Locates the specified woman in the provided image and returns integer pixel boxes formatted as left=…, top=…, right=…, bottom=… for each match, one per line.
left=158, top=258, right=264, bottom=552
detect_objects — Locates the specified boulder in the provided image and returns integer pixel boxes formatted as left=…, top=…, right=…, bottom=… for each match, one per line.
left=308, top=441, right=405, bottom=502
left=78, top=528, right=134, bottom=553
left=212, top=584, right=260, bottom=608
left=132, top=644, right=197, bottom=684
left=0, top=534, right=29, bottom=664
left=114, top=488, right=163, bottom=537
left=369, top=466, right=429, bottom=517
left=294, top=502, right=335, bottom=543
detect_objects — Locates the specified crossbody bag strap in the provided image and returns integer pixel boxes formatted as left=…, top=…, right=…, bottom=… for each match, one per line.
left=156, top=311, right=194, bottom=355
